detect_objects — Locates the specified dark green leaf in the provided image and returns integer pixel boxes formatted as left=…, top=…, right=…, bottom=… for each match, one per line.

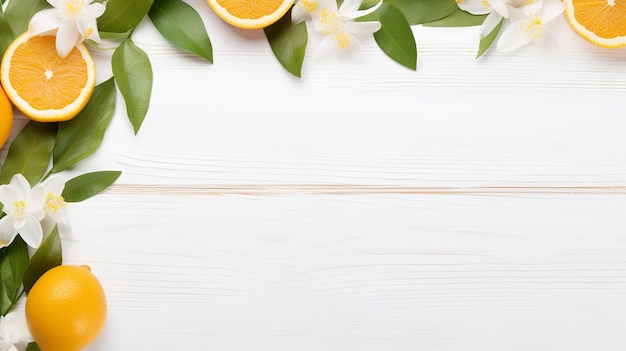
left=0, top=10, right=14, bottom=58
left=26, top=343, right=40, bottom=351
left=112, top=38, right=152, bottom=134
left=99, top=30, right=132, bottom=40
left=360, top=3, right=416, bottom=70
left=384, top=0, right=458, bottom=25
left=148, top=0, right=213, bottom=62
left=0, top=122, right=57, bottom=186
left=422, top=8, right=487, bottom=27
left=23, top=228, right=62, bottom=294
left=62, top=171, right=121, bottom=203
left=0, top=237, right=29, bottom=315
left=97, top=0, right=154, bottom=33
left=4, top=0, right=49, bottom=37
left=264, top=10, right=308, bottom=78
left=476, top=18, right=502, bottom=58
left=51, top=78, right=117, bottom=173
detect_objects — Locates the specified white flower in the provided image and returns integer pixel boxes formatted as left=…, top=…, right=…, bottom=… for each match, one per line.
left=28, top=0, right=107, bottom=58
left=37, top=176, right=72, bottom=240
left=310, top=0, right=382, bottom=62
left=457, top=0, right=540, bottom=39
left=0, top=175, right=45, bottom=249
left=496, top=0, right=564, bottom=57
left=292, top=0, right=321, bottom=23
left=0, top=312, right=33, bottom=351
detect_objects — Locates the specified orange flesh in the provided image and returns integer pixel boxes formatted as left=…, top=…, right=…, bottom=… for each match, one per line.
left=8, top=36, right=88, bottom=110
left=215, top=0, right=285, bottom=19
left=572, top=0, right=626, bottom=38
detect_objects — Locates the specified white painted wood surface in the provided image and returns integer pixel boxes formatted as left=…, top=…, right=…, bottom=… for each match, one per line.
left=4, top=0, right=626, bottom=349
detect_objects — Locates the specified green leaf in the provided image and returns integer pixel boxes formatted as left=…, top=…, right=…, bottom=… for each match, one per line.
left=0, top=10, right=14, bottom=58
left=112, top=38, right=152, bottom=134
left=99, top=30, right=132, bottom=40
left=361, top=3, right=416, bottom=70
left=148, top=0, right=213, bottom=62
left=25, top=343, right=40, bottom=351
left=51, top=78, right=117, bottom=173
left=0, top=122, right=57, bottom=186
left=0, top=237, right=29, bottom=315
left=422, top=8, right=487, bottom=27
left=264, top=10, right=308, bottom=78
left=23, top=228, right=62, bottom=295
left=4, top=0, right=49, bottom=37
left=97, top=0, right=154, bottom=33
left=62, top=171, right=121, bottom=203
left=384, top=0, right=458, bottom=25
left=476, top=18, right=503, bottom=58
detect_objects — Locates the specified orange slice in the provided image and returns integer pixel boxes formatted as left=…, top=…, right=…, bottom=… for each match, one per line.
left=0, top=84, right=13, bottom=148
left=564, top=0, right=626, bottom=48
left=207, top=0, right=294, bottom=29
left=0, top=33, right=95, bottom=122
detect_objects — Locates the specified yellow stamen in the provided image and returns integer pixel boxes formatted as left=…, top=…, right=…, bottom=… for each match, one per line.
left=334, top=32, right=351, bottom=49
left=45, top=192, right=67, bottom=214
left=521, top=12, right=543, bottom=40
left=12, top=201, right=26, bottom=219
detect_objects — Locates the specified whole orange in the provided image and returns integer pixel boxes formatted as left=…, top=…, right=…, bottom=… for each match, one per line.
left=0, top=84, right=13, bottom=148
left=25, top=265, right=107, bottom=351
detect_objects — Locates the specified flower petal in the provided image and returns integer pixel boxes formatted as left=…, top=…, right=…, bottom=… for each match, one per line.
left=535, top=27, right=559, bottom=62
left=81, top=2, right=106, bottom=18
left=28, top=8, right=62, bottom=36
left=457, top=0, right=492, bottom=15
left=56, top=19, right=81, bottom=58
left=42, top=176, right=65, bottom=195
left=291, top=2, right=310, bottom=23
left=489, top=0, right=509, bottom=17
left=18, top=215, right=43, bottom=248
left=479, top=12, right=504, bottom=39
left=344, top=21, right=381, bottom=35
left=496, top=20, right=533, bottom=52
left=338, top=0, right=363, bottom=16
left=1, top=312, right=33, bottom=344
left=348, top=0, right=383, bottom=19
left=540, top=0, right=565, bottom=23
left=313, top=35, right=340, bottom=61
left=0, top=216, right=18, bottom=248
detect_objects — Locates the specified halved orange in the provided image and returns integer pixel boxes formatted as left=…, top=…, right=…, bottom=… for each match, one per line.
left=0, top=33, right=95, bottom=122
left=564, top=0, right=626, bottom=48
left=0, top=84, right=13, bottom=148
left=207, top=0, right=294, bottom=29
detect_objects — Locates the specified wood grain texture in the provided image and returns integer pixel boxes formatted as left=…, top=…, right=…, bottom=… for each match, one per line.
left=1, top=1, right=625, bottom=350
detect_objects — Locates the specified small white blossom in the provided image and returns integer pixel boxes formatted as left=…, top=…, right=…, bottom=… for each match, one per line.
left=0, top=174, right=45, bottom=249
left=310, top=0, right=382, bottom=62
left=292, top=0, right=321, bottom=23
left=0, top=312, right=33, bottom=351
left=36, top=176, right=72, bottom=240
left=496, top=0, right=563, bottom=57
left=457, top=0, right=539, bottom=39
left=28, top=0, right=107, bottom=58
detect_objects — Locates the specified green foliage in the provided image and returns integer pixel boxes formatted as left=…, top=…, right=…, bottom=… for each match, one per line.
left=97, top=0, right=154, bottom=33
left=149, top=0, right=213, bottom=62
left=423, top=8, right=487, bottom=27
left=25, top=343, right=41, bottom=351
left=4, top=0, right=48, bottom=37
left=361, top=3, right=417, bottom=70
left=385, top=0, right=458, bottom=25
left=63, top=171, right=122, bottom=203
left=264, top=10, right=308, bottom=78
left=0, top=237, right=29, bottom=315
left=51, top=78, right=117, bottom=173
left=112, top=38, right=153, bottom=134
left=0, top=122, right=57, bottom=186
left=23, top=228, right=62, bottom=294
left=476, top=18, right=503, bottom=58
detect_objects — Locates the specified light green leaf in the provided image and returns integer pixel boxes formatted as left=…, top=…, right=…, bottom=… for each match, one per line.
left=0, top=10, right=14, bottom=58
left=99, top=30, right=132, bottom=40
left=0, top=122, right=57, bottom=186
left=264, top=10, right=308, bottom=78
left=62, top=171, right=121, bottom=203
left=476, top=18, right=502, bottom=58
left=423, top=8, right=487, bottom=27
left=360, top=3, right=416, bottom=70
left=51, top=78, right=116, bottom=173
left=4, top=0, right=49, bottom=37
left=0, top=237, right=29, bottom=315
left=112, top=38, right=152, bottom=134
left=97, top=0, right=154, bottom=34
left=148, top=0, right=213, bottom=62
left=23, top=228, right=62, bottom=294
left=384, top=0, right=458, bottom=25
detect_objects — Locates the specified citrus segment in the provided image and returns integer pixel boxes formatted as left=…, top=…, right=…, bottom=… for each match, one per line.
left=26, top=265, right=107, bottom=351
left=0, top=33, right=96, bottom=122
left=207, top=0, right=294, bottom=29
left=0, top=85, right=13, bottom=149
left=564, top=0, right=626, bottom=48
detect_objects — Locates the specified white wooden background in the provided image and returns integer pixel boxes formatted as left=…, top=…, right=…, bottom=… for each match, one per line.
left=4, top=0, right=626, bottom=349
